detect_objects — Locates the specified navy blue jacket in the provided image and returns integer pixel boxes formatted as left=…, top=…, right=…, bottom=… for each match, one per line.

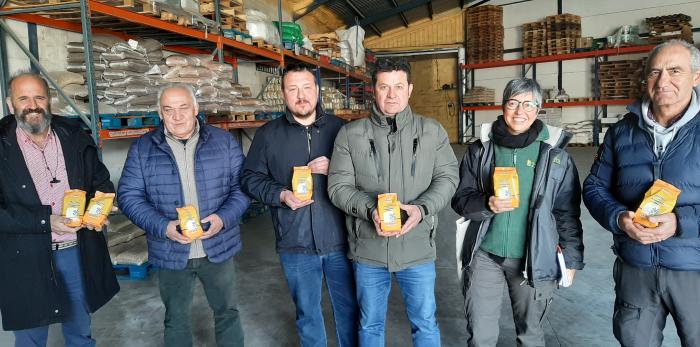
left=118, top=122, right=250, bottom=270
left=583, top=101, right=700, bottom=270
left=241, top=108, right=347, bottom=255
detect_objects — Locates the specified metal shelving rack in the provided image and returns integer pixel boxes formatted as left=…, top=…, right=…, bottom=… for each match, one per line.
left=458, top=44, right=655, bottom=145
left=0, top=0, right=371, bottom=149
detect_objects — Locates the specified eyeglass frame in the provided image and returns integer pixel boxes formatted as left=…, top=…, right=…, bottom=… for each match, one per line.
left=503, top=99, right=540, bottom=112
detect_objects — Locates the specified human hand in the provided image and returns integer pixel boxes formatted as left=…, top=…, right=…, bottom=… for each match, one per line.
left=50, top=214, right=81, bottom=235
left=199, top=213, right=224, bottom=240
left=371, top=209, right=393, bottom=236
left=307, top=156, right=330, bottom=175
left=618, top=211, right=664, bottom=244
left=639, top=213, right=677, bottom=244
left=488, top=196, right=514, bottom=214
left=165, top=220, right=191, bottom=244
left=394, top=203, right=422, bottom=237
left=567, top=269, right=576, bottom=285
left=280, top=189, right=314, bottom=210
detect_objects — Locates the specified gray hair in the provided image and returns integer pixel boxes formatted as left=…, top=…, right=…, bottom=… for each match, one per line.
left=646, top=39, right=700, bottom=75
left=7, top=70, right=50, bottom=99
left=502, top=78, right=543, bottom=108
left=157, top=83, right=198, bottom=109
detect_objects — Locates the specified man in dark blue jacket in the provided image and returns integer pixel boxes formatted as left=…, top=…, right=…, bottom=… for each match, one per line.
left=583, top=39, right=700, bottom=346
left=241, top=64, right=358, bottom=347
left=118, top=84, right=250, bottom=347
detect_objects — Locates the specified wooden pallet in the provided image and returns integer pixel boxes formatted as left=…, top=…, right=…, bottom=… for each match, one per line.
left=251, top=39, right=281, bottom=53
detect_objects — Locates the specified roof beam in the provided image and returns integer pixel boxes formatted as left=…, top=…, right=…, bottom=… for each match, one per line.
left=388, top=0, right=409, bottom=27
left=293, top=0, right=334, bottom=21
left=343, top=0, right=382, bottom=36
left=359, top=0, right=430, bottom=26
left=427, top=1, right=433, bottom=20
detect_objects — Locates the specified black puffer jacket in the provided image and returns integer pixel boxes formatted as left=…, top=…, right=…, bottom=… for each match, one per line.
left=0, top=116, right=119, bottom=330
left=241, top=108, right=347, bottom=255
left=452, top=122, right=584, bottom=286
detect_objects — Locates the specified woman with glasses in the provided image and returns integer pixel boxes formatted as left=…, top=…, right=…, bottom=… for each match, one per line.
left=451, top=78, right=584, bottom=346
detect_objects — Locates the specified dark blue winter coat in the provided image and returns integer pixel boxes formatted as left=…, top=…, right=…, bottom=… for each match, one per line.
left=117, top=122, right=250, bottom=270
left=240, top=108, right=347, bottom=255
left=583, top=101, right=700, bottom=271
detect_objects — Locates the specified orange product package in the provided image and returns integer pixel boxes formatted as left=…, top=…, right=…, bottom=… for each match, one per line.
left=292, top=166, right=313, bottom=201
left=177, top=205, right=203, bottom=240
left=633, top=180, right=681, bottom=228
left=83, top=191, right=115, bottom=230
left=62, top=189, right=86, bottom=227
left=493, top=167, right=520, bottom=208
left=378, top=193, right=402, bottom=233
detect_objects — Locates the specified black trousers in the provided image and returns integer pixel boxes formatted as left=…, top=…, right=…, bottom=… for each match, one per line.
left=613, top=257, right=700, bottom=347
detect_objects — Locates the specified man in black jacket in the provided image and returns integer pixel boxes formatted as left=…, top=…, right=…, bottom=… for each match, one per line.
left=0, top=72, right=119, bottom=346
left=241, top=64, right=358, bottom=347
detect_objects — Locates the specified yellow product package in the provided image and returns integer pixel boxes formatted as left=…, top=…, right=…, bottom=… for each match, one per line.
left=177, top=205, right=203, bottom=240
left=62, top=189, right=86, bottom=227
left=493, top=167, right=520, bottom=208
left=292, top=166, right=313, bottom=201
left=378, top=193, right=402, bottom=233
left=634, top=180, right=681, bottom=228
left=83, top=191, right=115, bottom=230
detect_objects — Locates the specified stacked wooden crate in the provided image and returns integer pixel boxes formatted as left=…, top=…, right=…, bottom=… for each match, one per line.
left=200, top=0, right=248, bottom=33
left=523, top=21, right=547, bottom=58
left=463, top=87, right=496, bottom=105
left=598, top=60, right=643, bottom=100
left=466, top=5, right=504, bottom=64
left=545, top=13, right=581, bottom=55
left=309, top=33, right=341, bottom=59
left=646, top=14, right=693, bottom=44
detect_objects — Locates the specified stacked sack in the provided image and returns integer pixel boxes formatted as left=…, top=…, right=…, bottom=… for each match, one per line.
left=163, top=53, right=271, bottom=114
left=47, top=71, right=91, bottom=116
left=66, top=34, right=165, bottom=114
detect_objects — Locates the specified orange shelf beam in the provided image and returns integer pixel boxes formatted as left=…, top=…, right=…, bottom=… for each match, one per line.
left=209, top=120, right=267, bottom=130
left=462, top=45, right=655, bottom=70
left=462, top=98, right=635, bottom=111
left=5, top=2, right=281, bottom=63
left=283, top=50, right=370, bottom=82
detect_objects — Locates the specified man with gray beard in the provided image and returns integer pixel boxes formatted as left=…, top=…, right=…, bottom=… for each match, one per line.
left=0, top=72, right=119, bottom=346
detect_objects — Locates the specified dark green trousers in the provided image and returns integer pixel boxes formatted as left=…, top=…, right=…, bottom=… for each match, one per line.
left=158, top=256, right=244, bottom=347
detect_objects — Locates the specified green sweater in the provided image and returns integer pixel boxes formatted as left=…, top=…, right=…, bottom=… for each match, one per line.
left=480, top=126, right=549, bottom=258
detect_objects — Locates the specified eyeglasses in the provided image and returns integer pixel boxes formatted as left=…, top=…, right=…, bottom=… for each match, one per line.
left=504, top=99, right=539, bottom=112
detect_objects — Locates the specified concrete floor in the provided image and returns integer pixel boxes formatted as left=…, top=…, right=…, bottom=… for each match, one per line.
left=0, top=146, right=684, bottom=346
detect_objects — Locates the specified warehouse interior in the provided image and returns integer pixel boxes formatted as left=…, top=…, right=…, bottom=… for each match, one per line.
left=0, top=0, right=698, bottom=345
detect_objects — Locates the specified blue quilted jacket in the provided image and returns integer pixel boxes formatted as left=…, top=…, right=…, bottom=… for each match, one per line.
left=117, top=122, right=250, bottom=270
left=583, top=97, right=700, bottom=271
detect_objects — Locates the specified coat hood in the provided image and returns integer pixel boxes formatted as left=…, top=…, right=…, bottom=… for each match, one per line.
left=628, top=84, right=700, bottom=157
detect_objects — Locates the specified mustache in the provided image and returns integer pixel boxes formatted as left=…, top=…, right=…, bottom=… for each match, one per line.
left=21, top=108, right=46, bottom=117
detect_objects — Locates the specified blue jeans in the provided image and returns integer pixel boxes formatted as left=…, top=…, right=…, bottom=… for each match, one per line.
left=279, top=251, right=358, bottom=347
left=13, top=246, right=94, bottom=347
left=354, top=261, right=440, bottom=347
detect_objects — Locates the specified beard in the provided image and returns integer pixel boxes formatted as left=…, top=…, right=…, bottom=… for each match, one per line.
left=288, top=100, right=316, bottom=119
left=16, top=106, right=52, bottom=135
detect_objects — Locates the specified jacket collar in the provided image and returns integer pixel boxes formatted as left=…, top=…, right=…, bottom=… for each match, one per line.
left=153, top=118, right=210, bottom=146
left=284, top=104, right=327, bottom=128
left=629, top=85, right=700, bottom=133
left=480, top=120, right=570, bottom=149
left=370, top=103, right=413, bottom=131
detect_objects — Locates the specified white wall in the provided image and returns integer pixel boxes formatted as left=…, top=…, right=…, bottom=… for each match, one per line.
left=471, top=0, right=700, bottom=135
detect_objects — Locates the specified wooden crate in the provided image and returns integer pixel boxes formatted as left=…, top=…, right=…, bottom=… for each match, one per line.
left=463, top=87, right=496, bottom=105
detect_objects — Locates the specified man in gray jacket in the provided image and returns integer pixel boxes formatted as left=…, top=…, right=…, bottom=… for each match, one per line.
left=328, top=57, right=459, bottom=347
